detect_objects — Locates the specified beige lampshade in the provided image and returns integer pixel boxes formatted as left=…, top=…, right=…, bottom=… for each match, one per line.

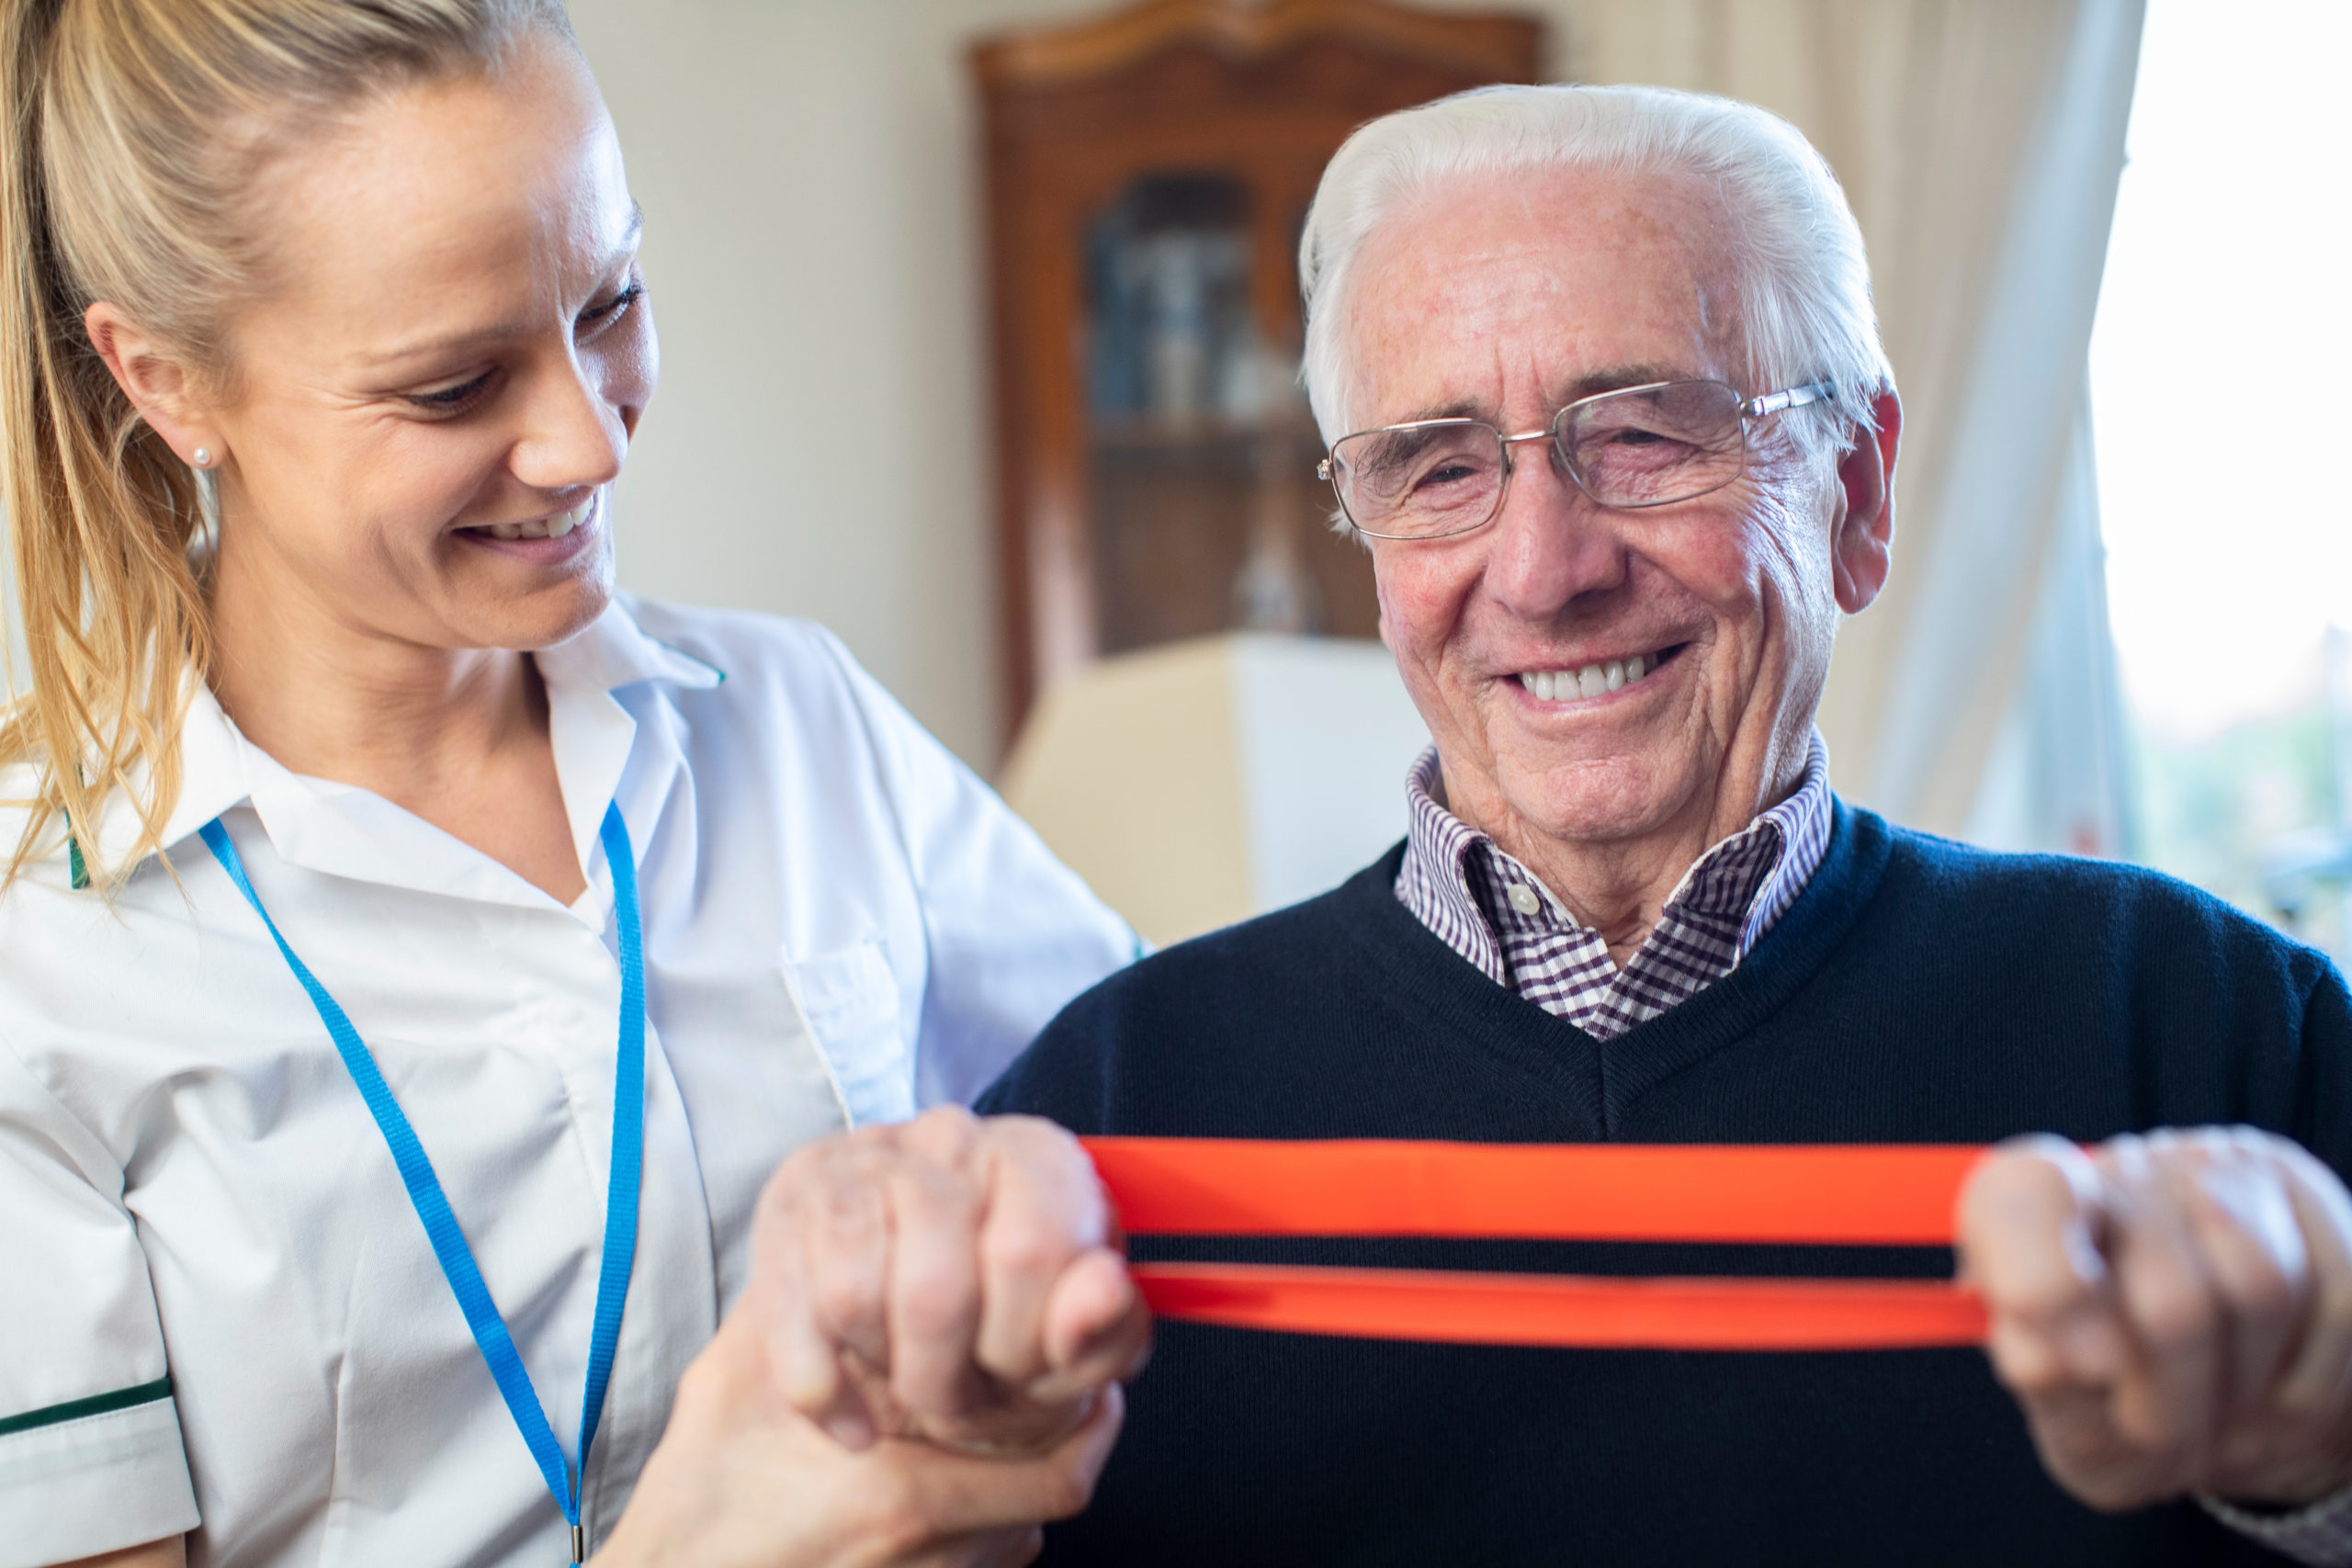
left=1000, top=633, right=1432, bottom=948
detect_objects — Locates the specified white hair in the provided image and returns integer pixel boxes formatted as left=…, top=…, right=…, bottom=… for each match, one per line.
left=1297, top=84, right=1894, bottom=464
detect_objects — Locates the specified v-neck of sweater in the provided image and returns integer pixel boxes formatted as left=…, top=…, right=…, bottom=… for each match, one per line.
left=1321, top=798, right=1896, bottom=1137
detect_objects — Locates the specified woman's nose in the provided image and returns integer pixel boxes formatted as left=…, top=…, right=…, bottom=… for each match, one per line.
left=512, top=356, right=628, bottom=493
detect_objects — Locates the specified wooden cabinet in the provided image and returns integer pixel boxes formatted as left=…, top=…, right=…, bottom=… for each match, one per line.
left=971, top=0, right=1544, bottom=743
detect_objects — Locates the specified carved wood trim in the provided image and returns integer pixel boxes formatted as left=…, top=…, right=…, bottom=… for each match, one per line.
left=973, top=0, right=1541, bottom=93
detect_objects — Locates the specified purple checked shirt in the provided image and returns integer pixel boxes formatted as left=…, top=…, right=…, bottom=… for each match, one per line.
left=1394, top=730, right=1835, bottom=1039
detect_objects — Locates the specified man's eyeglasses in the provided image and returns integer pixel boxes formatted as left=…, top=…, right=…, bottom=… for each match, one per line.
left=1316, top=379, right=1834, bottom=541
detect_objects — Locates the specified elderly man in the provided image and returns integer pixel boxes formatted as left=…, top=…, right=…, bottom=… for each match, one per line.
left=745, top=85, right=2352, bottom=1565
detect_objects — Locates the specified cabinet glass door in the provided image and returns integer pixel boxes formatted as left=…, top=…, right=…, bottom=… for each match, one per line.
left=1084, top=174, right=1376, bottom=656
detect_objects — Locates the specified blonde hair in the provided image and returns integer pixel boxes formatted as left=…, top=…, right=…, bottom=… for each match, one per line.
left=0, top=0, right=569, bottom=890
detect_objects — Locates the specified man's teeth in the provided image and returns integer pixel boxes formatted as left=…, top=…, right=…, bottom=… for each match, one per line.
left=1518, top=653, right=1652, bottom=702
left=484, top=499, right=593, bottom=542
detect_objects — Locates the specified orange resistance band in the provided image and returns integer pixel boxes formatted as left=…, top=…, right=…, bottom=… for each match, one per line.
left=1080, top=1139, right=1992, bottom=1351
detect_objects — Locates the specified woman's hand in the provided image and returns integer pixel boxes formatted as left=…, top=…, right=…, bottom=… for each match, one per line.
left=745, top=1106, right=1151, bottom=1454
left=594, top=1107, right=1148, bottom=1567
left=596, top=1300, right=1123, bottom=1568
left=1960, top=1128, right=2352, bottom=1512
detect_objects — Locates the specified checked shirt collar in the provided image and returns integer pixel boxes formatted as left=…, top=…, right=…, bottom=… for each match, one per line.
left=1394, top=730, right=1835, bottom=1042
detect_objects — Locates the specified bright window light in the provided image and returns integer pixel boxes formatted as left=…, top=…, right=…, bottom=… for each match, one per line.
left=2093, top=0, right=2352, bottom=960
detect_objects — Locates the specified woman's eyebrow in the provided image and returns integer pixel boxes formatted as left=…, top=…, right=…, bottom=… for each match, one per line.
left=604, top=201, right=646, bottom=274
left=358, top=203, right=646, bottom=370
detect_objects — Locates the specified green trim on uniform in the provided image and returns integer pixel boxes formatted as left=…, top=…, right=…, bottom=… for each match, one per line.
left=0, top=1374, right=172, bottom=1438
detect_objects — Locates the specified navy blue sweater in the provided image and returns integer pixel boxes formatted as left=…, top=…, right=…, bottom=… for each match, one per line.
left=979, top=803, right=2352, bottom=1566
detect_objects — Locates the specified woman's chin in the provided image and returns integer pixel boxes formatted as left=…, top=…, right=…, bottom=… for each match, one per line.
left=436, top=569, right=615, bottom=654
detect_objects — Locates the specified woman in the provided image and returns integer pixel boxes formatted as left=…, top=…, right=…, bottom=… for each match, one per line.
left=0, top=2, right=1142, bottom=1562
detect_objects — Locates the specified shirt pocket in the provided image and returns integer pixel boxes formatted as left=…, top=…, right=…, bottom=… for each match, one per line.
left=782, top=939, right=912, bottom=1128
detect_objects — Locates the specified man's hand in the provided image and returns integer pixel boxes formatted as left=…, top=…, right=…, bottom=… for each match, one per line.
left=594, top=1106, right=1144, bottom=1568
left=747, top=1106, right=1152, bottom=1454
left=1960, top=1128, right=2352, bottom=1512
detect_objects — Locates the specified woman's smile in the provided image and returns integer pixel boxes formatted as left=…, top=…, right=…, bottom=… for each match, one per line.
left=453, top=491, right=602, bottom=565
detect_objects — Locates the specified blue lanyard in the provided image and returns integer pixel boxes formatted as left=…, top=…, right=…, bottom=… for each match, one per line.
left=200, top=803, right=645, bottom=1563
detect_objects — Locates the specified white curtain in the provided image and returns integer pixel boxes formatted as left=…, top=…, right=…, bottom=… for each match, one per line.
left=1558, top=0, right=2145, bottom=835
left=1962, top=391, right=2135, bottom=855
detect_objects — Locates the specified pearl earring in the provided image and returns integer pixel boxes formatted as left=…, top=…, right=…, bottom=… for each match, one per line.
left=191, top=446, right=211, bottom=468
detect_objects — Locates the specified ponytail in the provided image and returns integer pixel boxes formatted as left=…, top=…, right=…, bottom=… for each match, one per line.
left=1, top=0, right=209, bottom=889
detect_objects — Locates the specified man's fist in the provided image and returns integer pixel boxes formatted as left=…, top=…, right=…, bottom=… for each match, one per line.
left=1960, top=1128, right=2352, bottom=1511
left=592, top=1108, right=1145, bottom=1568
left=745, top=1107, right=1153, bottom=1455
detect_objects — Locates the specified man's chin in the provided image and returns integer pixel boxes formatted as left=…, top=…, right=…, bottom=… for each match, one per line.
left=1491, top=753, right=1698, bottom=851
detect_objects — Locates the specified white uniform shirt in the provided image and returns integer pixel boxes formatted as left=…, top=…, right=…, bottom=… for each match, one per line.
left=0, top=597, right=1136, bottom=1568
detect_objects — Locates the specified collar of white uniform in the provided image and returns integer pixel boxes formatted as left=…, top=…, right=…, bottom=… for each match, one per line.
left=85, top=594, right=719, bottom=912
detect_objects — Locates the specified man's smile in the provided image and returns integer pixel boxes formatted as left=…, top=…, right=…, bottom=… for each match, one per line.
left=1508, top=640, right=1694, bottom=705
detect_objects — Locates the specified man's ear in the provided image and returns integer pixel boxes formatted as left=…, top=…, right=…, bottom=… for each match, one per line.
left=84, top=301, right=222, bottom=468
left=1829, top=389, right=1901, bottom=615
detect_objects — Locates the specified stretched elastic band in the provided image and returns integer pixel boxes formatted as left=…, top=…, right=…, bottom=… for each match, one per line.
left=1128, top=1263, right=1987, bottom=1349
left=1081, top=1138, right=1989, bottom=1351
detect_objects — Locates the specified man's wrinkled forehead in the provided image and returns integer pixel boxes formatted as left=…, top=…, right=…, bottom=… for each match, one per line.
left=1340, top=166, right=1746, bottom=427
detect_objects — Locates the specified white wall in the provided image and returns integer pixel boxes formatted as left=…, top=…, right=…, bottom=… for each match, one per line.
left=570, top=0, right=1110, bottom=766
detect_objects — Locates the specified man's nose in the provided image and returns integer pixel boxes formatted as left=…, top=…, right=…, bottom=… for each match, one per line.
left=1482, top=439, right=1629, bottom=621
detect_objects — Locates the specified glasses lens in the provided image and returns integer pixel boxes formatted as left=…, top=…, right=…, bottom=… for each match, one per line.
left=1557, top=381, right=1746, bottom=508
left=1329, top=422, right=1506, bottom=537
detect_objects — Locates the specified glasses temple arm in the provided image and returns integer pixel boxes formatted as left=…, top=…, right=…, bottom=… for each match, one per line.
left=1742, top=381, right=1838, bottom=419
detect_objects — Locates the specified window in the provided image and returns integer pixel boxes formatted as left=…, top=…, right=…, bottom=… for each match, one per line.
left=2091, top=0, right=2352, bottom=963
